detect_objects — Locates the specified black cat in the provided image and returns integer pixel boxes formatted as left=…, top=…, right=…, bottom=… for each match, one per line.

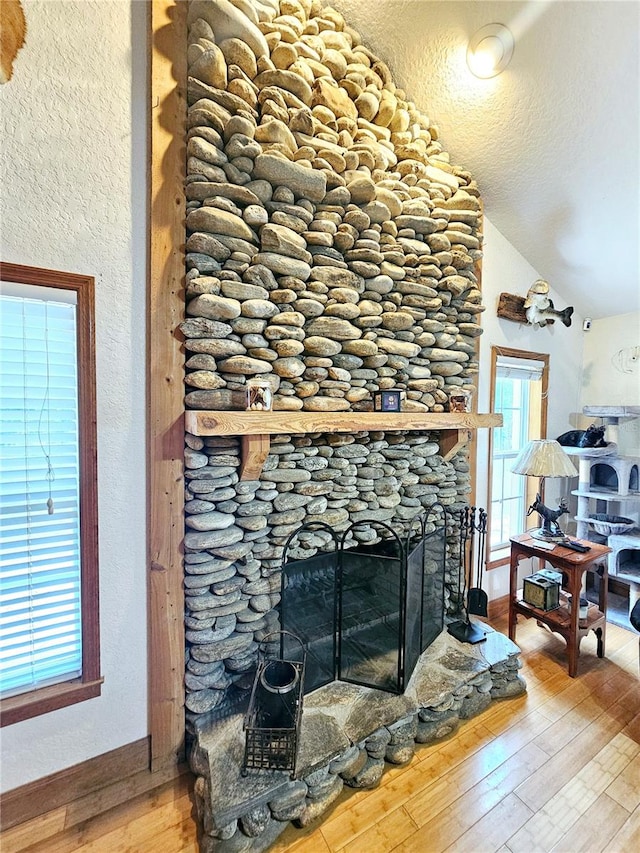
left=556, top=424, right=607, bottom=448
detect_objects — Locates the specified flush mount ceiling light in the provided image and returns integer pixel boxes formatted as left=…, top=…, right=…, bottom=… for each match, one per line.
left=467, top=23, right=514, bottom=78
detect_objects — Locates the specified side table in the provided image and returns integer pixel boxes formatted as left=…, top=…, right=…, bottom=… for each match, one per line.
left=508, top=533, right=611, bottom=677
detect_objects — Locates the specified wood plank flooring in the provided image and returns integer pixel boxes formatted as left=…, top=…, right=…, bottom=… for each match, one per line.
left=5, top=616, right=639, bottom=853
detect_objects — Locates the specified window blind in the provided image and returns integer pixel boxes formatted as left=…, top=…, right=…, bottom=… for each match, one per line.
left=0, top=286, right=82, bottom=697
left=496, top=356, right=545, bottom=381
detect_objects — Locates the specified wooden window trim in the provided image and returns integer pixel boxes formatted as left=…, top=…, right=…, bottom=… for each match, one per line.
left=0, top=262, right=101, bottom=727
left=487, top=550, right=510, bottom=570
left=1, top=679, right=103, bottom=728
left=486, top=346, right=549, bottom=567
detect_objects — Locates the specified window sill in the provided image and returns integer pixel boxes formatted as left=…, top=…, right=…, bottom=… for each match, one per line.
left=488, top=548, right=511, bottom=570
left=1, top=677, right=104, bottom=727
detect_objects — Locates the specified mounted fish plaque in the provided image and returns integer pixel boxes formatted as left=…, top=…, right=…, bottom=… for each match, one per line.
left=497, top=281, right=573, bottom=329
left=524, top=280, right=573, bottom=327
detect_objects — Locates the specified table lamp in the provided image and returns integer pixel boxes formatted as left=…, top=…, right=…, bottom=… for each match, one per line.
left=511, top=439, right=577, bottom=541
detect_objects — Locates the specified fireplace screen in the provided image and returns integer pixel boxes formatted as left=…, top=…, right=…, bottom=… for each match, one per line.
left=280, top=508, right=447, bottom=695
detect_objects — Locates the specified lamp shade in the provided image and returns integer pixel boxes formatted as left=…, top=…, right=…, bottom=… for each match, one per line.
left=511, top=439, right=577, bottom=478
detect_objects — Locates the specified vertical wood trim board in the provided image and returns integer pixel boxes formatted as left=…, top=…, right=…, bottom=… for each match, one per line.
left=149, top=0, right=186, bottom=770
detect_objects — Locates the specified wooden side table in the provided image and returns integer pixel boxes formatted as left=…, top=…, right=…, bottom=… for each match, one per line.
left=508, top=533, right=611, bottom=677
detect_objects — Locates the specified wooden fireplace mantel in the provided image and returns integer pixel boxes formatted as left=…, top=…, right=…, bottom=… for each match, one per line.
left=185, top=410, right=502, bottom=480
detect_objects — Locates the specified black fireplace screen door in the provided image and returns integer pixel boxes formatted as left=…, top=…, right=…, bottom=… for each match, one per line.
left=279, top=522, right=339, bottom=693
left=281, top=508, right=447, bottom=696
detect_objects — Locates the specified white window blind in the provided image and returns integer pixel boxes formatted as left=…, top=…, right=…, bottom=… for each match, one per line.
left=0, top=284, right=82, bottom=698
left=495, top=356, right=545, bottom=381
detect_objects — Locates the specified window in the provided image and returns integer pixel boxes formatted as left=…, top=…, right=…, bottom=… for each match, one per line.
left=0, top=263, right=101, bottom=726
left=488, top=347, right=549, bottom=566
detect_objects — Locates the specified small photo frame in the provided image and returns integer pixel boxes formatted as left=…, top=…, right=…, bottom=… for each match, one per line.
left=373, top=390, right=402, bottom=412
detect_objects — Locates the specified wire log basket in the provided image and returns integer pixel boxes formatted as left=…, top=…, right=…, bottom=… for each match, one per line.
left=242, top=631, right=306, bottom=778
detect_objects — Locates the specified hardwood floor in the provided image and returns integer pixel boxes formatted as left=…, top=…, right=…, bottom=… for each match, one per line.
left=5, top=617, right=639, bottom=853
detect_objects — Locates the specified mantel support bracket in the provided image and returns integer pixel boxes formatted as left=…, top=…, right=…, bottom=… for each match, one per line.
left=240, top=434, right=270, bottom=481
left=439, top=429, right=471, bottom=462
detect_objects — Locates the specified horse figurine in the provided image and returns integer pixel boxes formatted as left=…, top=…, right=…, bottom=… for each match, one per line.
left=527, top=493, right=569, bottom=538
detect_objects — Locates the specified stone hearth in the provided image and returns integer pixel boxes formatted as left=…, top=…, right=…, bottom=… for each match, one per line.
left=190, top=625, right=525, bottom=853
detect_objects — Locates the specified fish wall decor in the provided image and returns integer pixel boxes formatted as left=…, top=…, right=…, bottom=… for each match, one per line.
left=524, top=279, right=574, bottom=327
left=496, top=281, right=574, bottom=328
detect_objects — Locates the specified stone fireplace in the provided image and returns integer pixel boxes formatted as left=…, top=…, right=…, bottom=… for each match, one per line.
left=179, top=1, right=524, bottom=850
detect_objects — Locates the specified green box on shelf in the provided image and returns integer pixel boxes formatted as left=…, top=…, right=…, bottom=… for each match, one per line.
left=522, top=573, right=560, bottom=611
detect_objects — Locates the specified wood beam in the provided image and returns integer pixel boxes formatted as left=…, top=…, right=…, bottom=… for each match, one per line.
left=149, top=0, right=186, bottom=771
left=185, top=410, right=502, bottom=436
left=185, top=411, right=501, bottom=479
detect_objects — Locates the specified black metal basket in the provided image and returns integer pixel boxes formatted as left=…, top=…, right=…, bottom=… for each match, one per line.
left=242, top=631, right=305, bottom=777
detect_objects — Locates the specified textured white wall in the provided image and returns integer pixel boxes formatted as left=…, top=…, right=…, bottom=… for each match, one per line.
left=0, top=0, right=148, bottom=790
left=581, top=313, right=640, bottom=408
left=580, top=312, right=640, bottom=456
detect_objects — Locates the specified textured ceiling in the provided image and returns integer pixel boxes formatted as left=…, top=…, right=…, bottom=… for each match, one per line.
left=334, top=0, right=640, bottom=320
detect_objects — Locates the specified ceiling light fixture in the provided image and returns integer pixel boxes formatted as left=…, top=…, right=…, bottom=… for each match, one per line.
left=467, top=23, right=514, bottom=78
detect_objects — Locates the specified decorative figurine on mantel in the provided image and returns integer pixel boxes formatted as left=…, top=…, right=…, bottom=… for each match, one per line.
left=373, top=389, right=402, bottom=412
left=447, top=390, right=472, bottom=413
left=496, top=279, right=574, bottom=328
left=246, top=377, right=273, bottom=411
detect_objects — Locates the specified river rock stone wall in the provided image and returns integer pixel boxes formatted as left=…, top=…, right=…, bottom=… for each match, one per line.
left=182, top=0, right=484, bottom=735
left=183, top=0, right=483, bottom=417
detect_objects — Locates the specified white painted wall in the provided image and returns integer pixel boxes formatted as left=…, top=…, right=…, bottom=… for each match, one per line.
left=476, top=218, right=587, bottom=600
left=580, top=313, right=640, bottom=456
left=0, top=0, right=148, bottom=791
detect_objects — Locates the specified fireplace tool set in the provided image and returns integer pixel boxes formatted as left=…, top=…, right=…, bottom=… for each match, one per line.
left=447, top=506, right=489, bottom=644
